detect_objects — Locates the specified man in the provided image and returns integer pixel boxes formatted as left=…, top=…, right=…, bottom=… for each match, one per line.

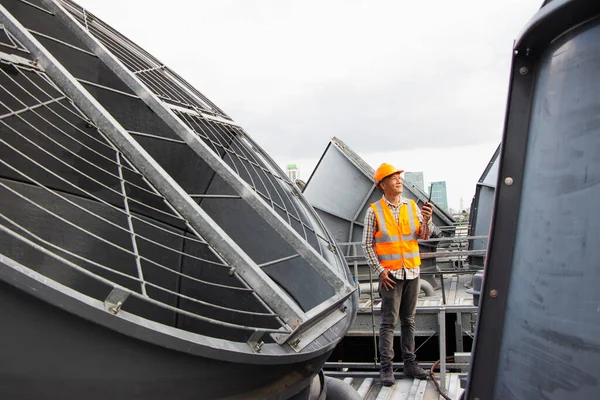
left=362, top=163, right=434, bottom=386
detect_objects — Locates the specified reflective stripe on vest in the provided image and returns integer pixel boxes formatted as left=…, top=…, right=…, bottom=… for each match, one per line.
left=371, top=198, right=421, bottom=270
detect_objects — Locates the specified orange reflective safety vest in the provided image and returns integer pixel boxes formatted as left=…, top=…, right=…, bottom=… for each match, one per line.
left=370, top=198, right=421, bottom=270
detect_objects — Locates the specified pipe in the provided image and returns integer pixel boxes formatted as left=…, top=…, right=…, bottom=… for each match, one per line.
left=323, top=376, right=362, bottom=400
left=358, top=279, right=435, bottom=297
left=420, top=279, right=435, bottom=297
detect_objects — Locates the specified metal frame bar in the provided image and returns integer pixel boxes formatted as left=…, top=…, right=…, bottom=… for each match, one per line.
left=0, top=4, right=306, bottom=329
left=115, top=152, right=146, bottom=296
left=43, top=0, right=353, bottom=297
left=439, top=307, right=447, bottom=390
left=455, top=312, right=464, bottom=353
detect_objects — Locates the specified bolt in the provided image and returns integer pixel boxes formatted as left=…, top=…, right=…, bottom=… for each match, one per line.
left=109, top=301, right=122, bottom=314
left=254, top=341, right=264, bottom=353
left=490, top=289, right=498, bottom=298
left=290, top=339, right=301, bottom=348
left=504, top=177, right=513, bottom=186
left=519, top=66, right=529, bottom=75
left=228, top=267, right=236, bottom=277
left=340, top=305, right=347, bottom=313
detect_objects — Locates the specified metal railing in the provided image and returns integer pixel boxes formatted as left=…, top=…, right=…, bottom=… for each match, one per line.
left=337, top=231, right=486, bottom=389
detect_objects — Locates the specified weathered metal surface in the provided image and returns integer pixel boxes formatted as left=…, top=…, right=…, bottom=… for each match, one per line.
left=467, top=1, right=600, bottom=399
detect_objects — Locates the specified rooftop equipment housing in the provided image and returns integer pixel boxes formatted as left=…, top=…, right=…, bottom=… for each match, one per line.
left=0, top=1, right=357, bottom=399
left=466, top=0, right=600, bottom=398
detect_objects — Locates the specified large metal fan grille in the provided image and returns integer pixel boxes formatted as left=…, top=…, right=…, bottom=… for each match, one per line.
left=0, top=0, right=355, bottom=350
left=0, top=60, right=285, bottom=342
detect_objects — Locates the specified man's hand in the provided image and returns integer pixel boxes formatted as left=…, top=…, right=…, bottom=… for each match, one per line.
left=379, top=269, right=396, bottom=291
left=421, top=202, right=433, bottom=222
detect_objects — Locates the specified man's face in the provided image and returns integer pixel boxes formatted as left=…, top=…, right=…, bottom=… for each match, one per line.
left=380, top=172, right=403, bottom=195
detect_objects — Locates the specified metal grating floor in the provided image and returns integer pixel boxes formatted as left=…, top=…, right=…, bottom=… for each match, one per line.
left=326, top=373, right=465, bottom=400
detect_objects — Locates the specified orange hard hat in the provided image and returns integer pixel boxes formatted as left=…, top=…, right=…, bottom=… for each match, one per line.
left=374, top=163, right=404, bottom=182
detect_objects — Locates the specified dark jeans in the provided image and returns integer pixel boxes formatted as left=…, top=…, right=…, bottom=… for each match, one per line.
left=379, top=276, right=419, bottom=368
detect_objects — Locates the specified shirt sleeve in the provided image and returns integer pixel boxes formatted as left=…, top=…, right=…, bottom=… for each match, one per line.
left=361, top=207, right=385, bottom=278
left=416, top=204, right=435, bottom=240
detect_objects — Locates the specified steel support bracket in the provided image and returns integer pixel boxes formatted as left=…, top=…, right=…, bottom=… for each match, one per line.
left=104, top=287, right=130, bottom=315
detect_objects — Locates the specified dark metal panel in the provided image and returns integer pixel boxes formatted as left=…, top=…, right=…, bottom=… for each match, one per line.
left=467, top=184, right=495, bottom=267
left=0, top=279, right=328, bottom=400
left=467, top=1, right=600, bottom=398
left=0, top=179, right=136, bottom=294
left=314, top=209, right=352, bottom=245
left=198, top=174, right=336, bottom=312
left=4, top=0, right=91, bottom=51
left=516, top=0, right=600, bottom=58
left=493, top=18, right=600, bottom=400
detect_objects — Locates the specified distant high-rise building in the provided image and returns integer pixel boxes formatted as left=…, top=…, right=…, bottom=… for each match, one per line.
left=428, top=181, right=448, bottom=211
left=404, top=172, right=424, bottom=191
left=286, top=164, right=300, bottom=182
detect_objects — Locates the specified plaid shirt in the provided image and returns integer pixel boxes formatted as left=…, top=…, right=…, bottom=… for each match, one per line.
left=362, top=195, right=434, bottom=280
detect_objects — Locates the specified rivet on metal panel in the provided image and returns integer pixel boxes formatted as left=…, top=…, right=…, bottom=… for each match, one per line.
left=504, top=177, right=514, bottom=186
left=519, top=66, right=529, bottom=75
left=489, top=289, right=498, bottom=298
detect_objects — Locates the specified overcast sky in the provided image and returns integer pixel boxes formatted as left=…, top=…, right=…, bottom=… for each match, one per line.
left=76, top=0, right=543, bottom=211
